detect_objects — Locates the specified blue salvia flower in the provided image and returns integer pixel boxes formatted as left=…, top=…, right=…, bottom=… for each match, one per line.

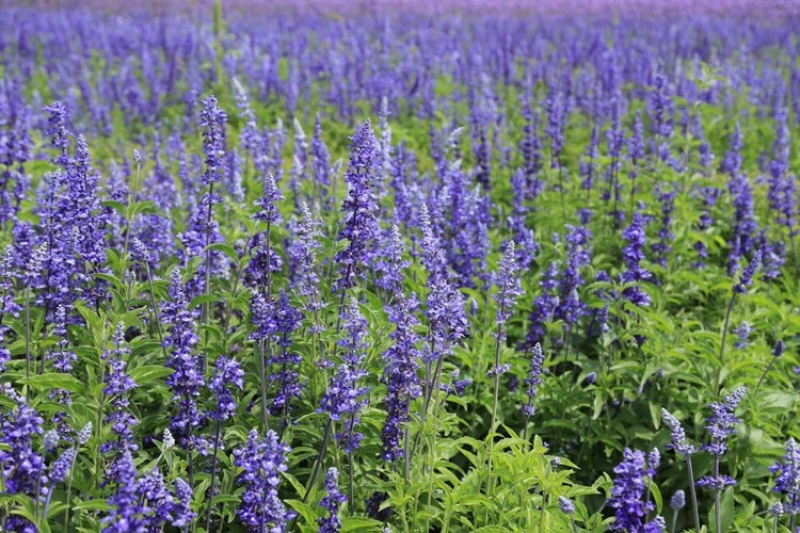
left=508, top=169, right=537, bottom=270
left=608, top=448, right=664, bottom=532
left=440, top=369, right=473, bottom=397
left=208, top=356, right=244, bottom=422
left=733, top=322, right=753, bottom=350
left=620, top=211, right=652, bottom=307
left=652, top=185, right=677, bottom=267
left=172, top=478, right=196, bottom=530
left=319, top=298, right=371, bottom=454
left=769, top=438, right=800, bottom=517
left=559, top=496, right=575, bottom=515
left=520, top=343, right=545, bottom=417
left=0, top=248, right=21, bottom=371
left=246, top=173, right=284, bottom=291
left=670, top=490, right=686, bottom=511
left=661, top=409, right=697, bottom=457
left=287, top=202, right=326, bottom=332
left=49, top=447, right=76, bottom=485
left=101, top=322, right=138, bottom=465
left=232, top=429, right=294, bottom=531
left=696, top=387, right=746, bottom=491
left=318, top=467, right=347, bottom=533
left=267, top=291, right=303, bottom=418
left=162, top=267, right=204, bottom=447
left=44, top=101, right=70, bottom=168
left=555, top=226, right=592, bottom=327
left=101, top=450, right=142, bottom=532
left=727, top=172, right=757, bottom=276
left=49, top=305, right=77, bottom=382
left=518, top=80, right=543, bottom=195
left=138, top=468, right=174, bottom=531
left=721, top=123, right=743, bottom=177
left=311, top=114, right=331, bottom=197
left=200, top=95, right=227, bottom=187
left=374, top=224, right=410, bottom=293
left=493, top=241, right=523, bottom=333
left=380, top=226, right=421, bottom=461
left=733, top=250, right=761, bottom=295
left=233, top=78, right=261, bottom=161
left=525, top=261, right=560, bottom=348
left=334, top=120, right=378, bottom=293
left=0, top=384, right=45, bottom=532
left=419, top=203, right=468, bottom=364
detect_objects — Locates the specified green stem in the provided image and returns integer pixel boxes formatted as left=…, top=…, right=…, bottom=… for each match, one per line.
left=715, top=294, right=736, bottom=395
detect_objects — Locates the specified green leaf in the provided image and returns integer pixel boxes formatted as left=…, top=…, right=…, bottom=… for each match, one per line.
left=19, top=373, right=85, bottom=393
left=129, top=365, right=173, bottom=385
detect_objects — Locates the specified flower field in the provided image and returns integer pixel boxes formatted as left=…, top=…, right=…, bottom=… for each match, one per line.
left=0, top=2, right=799, bottom=532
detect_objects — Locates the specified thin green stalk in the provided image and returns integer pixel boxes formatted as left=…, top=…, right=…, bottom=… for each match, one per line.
left=25, top=285, right=31, bottom=380
left=755, top=357, right=778, bottom=393
left=686, top=457, right=701, bottom=533
left=714, top=455, right=721, bottom=533
left=715, top=293, right=737, bottom=395
left=143, top=262, right=167, bottom=359
left=204, top=420, right=223, bottom=532
left=258, top=340, right=270, bottom=432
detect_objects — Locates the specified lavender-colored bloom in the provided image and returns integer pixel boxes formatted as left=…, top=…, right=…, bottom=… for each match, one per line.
left=254, top=173, right=284, bottom=226
left=525, top=262, right=560, bottom=347
left=101, top=450, right=142, bottom=532
left=608, top=448, right=664, bottom=532
left=232, top=429, right=294, bottom=531
left=769, top=438, right=800, bottom=516
left=200, top=95, right=227, bottom=187
left=772, top=340, right=785, bottom=358
left=233, top=78, right=260, bottom=159
left=138, top=468, right=174, bottom=531
left=101, top=322, right=138, bottom=465
left=0, top=385, right=45, bottom=526
left=77, top=422, right=93, bottom=446
left=661, top=409, right=697, bottom=457
left=697, top=388, right=746, bottom=490
left=769, top=502, right=785, bottom=517
left=556, top=226, right=592, bottom=327
left=508, top=170, right=538, bottom=270
left=651, top=185, right=676, bottom=267
left=721, top=124, right=743, bottom=177
left=162, top=267, right=204, bottom=447
left=0, top=248, right=20, bottom=370
left=318, top=467, right=347, bottom=533
left=419, top=203, right=468, bottom=363
left=621, top=212, right=652, bottom=307
left=733, top=250, right=761, bottom=295
left=334, top=120, right=378, bottom=293
left=734, top=322, right=753, bottom=350
left=287, top=202, right=326, bottom=331
left=319, top=298, right=371, bottom=453
left=380, top=229, right=421, bottom=461
left=520, top=343, right=545, bottom=417
left=208, top=356, right=244, bottom=422
left=172, top=478, right=196, bottom=529
left=493, top=241, right=523, bottom=331
left=670, top=490, right=686, bottom=511
left=49, top=447, right=76, bottom=484
left=311, top=114, right=331, bottom=195
left=727, top=172, right=757, bottom=276
left=559, top=496, right=575, bottom=515
left=267, top=291, right=303, bottom=418
left=49, top=305, right=77, bottom=373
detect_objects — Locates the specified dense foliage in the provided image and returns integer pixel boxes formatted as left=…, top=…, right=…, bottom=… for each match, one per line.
left=0, top=4, right=799, bottom=532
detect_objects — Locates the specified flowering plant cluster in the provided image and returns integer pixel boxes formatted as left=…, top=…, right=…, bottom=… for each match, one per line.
left=0, top=2, right=798, bottom=532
